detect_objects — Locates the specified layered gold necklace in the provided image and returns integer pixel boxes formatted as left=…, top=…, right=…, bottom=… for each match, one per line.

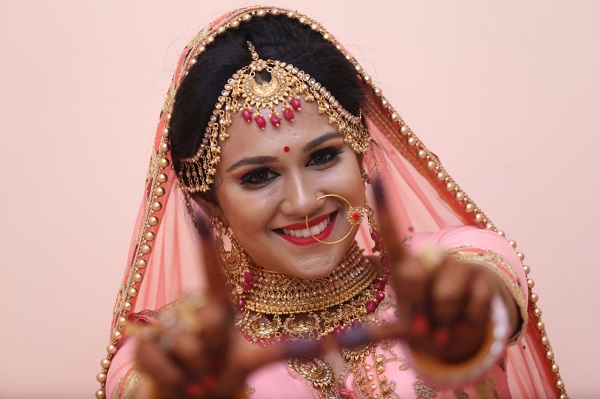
left=231, top=242, right=384, bottom=343
left=217, top=219, right=392, bottom=396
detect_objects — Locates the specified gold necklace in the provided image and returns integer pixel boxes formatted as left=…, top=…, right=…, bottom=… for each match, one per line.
left=245, top=242, right=376, bottom=314
left=234, top=242, right=387, bottom=343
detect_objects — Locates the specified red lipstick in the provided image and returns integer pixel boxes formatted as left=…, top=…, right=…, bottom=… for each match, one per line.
left=275, top=212, right=337, bottom=246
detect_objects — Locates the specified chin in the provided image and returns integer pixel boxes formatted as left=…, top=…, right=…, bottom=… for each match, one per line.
left=288, top=251, right=347, bottom=281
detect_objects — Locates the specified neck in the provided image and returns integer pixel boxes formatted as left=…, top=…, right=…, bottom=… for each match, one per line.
left=229, top=242, right=388, bottom=344
left=243, top=242, right=377, bottom=314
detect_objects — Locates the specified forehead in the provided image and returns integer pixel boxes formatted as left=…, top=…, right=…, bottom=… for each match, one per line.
left=219, top=101, right=340, bottom=163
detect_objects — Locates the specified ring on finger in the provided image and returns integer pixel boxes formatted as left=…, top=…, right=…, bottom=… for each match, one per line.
left=418, top=246, right=445, bottom=273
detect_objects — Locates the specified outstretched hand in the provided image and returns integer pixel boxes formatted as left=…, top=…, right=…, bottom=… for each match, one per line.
left=133, top=219, right=323, bottom=399
left=370, top=179, right=519, bottom=365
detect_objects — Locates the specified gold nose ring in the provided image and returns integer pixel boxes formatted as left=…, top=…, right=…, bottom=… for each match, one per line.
left=305, top=194, right=366, bottom=245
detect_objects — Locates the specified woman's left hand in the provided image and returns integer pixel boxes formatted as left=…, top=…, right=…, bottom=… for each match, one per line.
left=371, top=184, right=520, bottom=365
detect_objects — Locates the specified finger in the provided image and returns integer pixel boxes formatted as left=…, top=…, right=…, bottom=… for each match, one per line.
left=136, top=339, right=186, bottom=397
left=394, top=255, right=430, bottom=310
left=196, top=303, right=232, bottom=361
left=195, top=217, right=234, bottom=351
left=430, top=259, right=471, bottom=324
left=196, top=217, right=229, bottom=303
left=430, top=271, right=495, bottom=362
left=373, top=180, right=427, bottom=341
left=464, top=270, right=495, bottom=326
left=372, top=179, right=409, bottom=265
left=170, top=331, right=206, bottom=377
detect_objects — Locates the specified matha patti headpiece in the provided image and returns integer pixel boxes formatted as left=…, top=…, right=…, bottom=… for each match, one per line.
left=178, top=41, right=370, bottom=193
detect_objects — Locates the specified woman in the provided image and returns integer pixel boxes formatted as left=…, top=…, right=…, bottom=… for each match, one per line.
left=97, top=6, right=566, bottom=399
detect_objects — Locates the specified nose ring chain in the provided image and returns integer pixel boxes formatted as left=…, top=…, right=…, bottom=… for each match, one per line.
left=305, top=194, right=366, bottom=245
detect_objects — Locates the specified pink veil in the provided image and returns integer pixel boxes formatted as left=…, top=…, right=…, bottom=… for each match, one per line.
left=97, top=6, right=565, bottom=399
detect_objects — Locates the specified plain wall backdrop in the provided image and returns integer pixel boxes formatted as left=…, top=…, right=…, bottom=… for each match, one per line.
left=1, top=1, right=598, bottom=397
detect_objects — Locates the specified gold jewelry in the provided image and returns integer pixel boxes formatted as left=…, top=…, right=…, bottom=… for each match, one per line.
left=244, top=242, right=375, bottom=314
left=211, top=217, right=255, bottom=308
left=305, top=194, right=367, bottom=245
left=342, top=345, right=392, bottom=397
left=178, top=42, right=370, bottom=193
left=236, top=242, right=383, bottom=343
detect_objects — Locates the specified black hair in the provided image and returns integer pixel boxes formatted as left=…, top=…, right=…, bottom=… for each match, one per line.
left=169, top=14, right=365, bottom=171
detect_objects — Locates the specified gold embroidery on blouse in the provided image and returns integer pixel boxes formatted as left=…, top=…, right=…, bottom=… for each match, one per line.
left=380, top=339, right=409, bottom=371
left=412, top=377, right=437, bottom=399
left=453, top=387, right=469, bottom=399
left=288, top=357, right=343, bottom=398
left=115, top=369, right=144, bottom=399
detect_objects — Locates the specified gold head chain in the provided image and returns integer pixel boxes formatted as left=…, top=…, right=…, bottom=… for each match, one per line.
left=178, top=41, right=370, bottom=193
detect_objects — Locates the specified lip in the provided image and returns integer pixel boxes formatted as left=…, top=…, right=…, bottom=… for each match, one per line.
left=274, top=211, right=337, bottom=246
left=279, top=212, right=332, bottom=230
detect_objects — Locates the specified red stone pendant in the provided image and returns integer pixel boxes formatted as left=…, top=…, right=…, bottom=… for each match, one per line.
left=242, top=108, right=252, bottom=123
left=290, top=97, right=302, bottom=110
left=283, top=108, right=294, bottom=121
left=270, top=114, right=281, bottom=127
left=255, top=114, right=267, bottom=129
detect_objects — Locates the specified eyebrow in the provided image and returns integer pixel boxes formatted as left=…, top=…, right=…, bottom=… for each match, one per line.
left=226, top=132, right=342, bottom=173
left=226, top=155, right=278, bottom=172
left=302, top=132, right=341, bottom=153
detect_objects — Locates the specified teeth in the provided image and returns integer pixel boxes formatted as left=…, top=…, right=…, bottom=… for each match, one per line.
left=283, top=216, right=331, bottom=238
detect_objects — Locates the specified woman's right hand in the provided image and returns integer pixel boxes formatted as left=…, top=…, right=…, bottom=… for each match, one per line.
left=132, top=220, right=318, bottom=399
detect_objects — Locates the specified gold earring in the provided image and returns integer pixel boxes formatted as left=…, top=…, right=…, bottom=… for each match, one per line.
left=360, top=168, right=372, bottom=185
left=210, top=217, right=254, bottom=310
left=305, top=194, right=366, bottom=245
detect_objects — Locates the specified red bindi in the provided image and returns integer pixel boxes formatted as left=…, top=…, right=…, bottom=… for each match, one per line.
left=283, top=146, right=290, bottom=153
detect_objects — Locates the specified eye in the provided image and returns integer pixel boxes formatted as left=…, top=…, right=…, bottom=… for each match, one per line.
left=240, top=168, right=279, bottom=187
left=306, top=147, right=343, bottom=167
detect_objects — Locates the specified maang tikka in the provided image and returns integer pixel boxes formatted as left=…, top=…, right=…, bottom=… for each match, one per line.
left=178, top=41, right=370, bottom=193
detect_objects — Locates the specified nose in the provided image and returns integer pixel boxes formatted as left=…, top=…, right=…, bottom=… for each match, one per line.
left=279, top=172, right=324, bottom=218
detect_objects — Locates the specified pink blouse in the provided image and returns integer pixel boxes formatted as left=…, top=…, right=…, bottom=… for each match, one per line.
left=107, top=226, right=527, bottom=399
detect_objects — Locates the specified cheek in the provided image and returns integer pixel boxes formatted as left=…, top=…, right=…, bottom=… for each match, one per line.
left=217, top=187, right=275, bottom=230
left=328, top=158, right=363, bottom=194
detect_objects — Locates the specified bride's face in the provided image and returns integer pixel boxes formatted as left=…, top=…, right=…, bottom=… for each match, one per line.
left=211, top=101, right=365, bottom=280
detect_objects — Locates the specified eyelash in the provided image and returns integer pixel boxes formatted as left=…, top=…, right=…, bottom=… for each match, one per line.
left=240, top=147, right=344, bottom=187
left=306, top=147, right=344, bottom=167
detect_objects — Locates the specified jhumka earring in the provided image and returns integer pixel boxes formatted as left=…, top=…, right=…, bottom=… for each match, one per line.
left=305, top=194, right=367, bottom=245
left=210, top=217, right=254, bottom=310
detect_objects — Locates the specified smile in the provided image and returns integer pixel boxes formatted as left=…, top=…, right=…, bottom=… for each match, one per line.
left=274, top=211, right=338, bottom=246
left=283, top=215, right=331, bottom=237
